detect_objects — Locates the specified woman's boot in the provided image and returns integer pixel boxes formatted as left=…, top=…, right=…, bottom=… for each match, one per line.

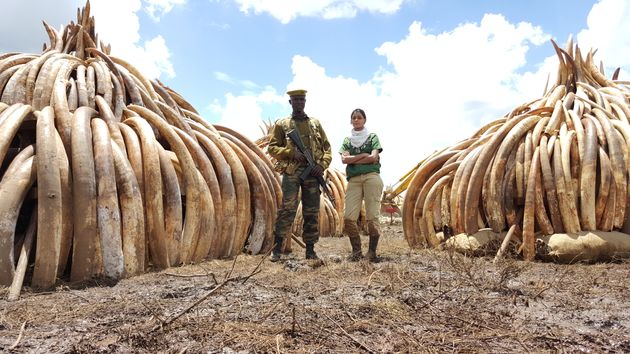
left=344, top=219, right=362, bottom=261
left=365, top=235, right=380, bottom=262
left=365, top=220, right=380, bottom=262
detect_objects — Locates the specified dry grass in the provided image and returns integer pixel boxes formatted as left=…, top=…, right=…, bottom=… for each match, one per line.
left=1, top=221, right=629, bottom=353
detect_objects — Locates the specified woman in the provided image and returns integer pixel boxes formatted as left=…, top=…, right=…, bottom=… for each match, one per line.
left=339, top=108, right=384, bottom=261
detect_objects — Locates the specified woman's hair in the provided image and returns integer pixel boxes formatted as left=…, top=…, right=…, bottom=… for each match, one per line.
left=351, top=108, right=366, bottom=120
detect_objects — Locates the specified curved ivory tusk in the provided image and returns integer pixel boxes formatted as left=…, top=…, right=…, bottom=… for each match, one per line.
left=155, top=100, right=197, bottom=143
left=0, top=105, right=33, bottom=164
left=67, top=77, right=78, bottom=111
left=52, top=59, right=81, bottom=152
left=592, top=108, right=626, bottom=228
left=109, top=73, right=125, bottom=120
left=76, top=65, right=89, bottom=107
left=580, top=117, right=598, bottom=230
left=403, top=150, right=456, bottom=248
left=86, top=64, right=96, bottom=108
left=174, top=127, right=222, bottom=248
left=553, top=139, right=580, bottom=233
left=157, top=144, right=183, bottom=266
left=116, top=65, right=143, bottom=106
left=487, top=115, right=541, bottom=231
left=594, top=147, right=611, bottom=227
left=32, top=107, right=62, bottom=288
left=423, top=174, right=452, bottom=248
left=95, top=95, right=126, bottom=151
left=109, top=56, right=159, bottom=100
left=522, top=147, right=540, bottom=261
left=111, top=142, right=145, bottom=276
left=219, top=131, right=279, bottom=247
left=92, top=118, right=124, bottom=279
left=0, top=155, right=36, bottom=286
left=91, top=60, right=113, bottom=107
left=192, top=130, right=237, bottom=258
left=0, top=67, right=23, bottom=103
left=0, top=103, right=24, bottom=126
left=414, top=161, right=460, bottom=243
left=464, top=110, right=551, bottom=236
left=1, top=63, right=30, bottom=105
left=182, top=109, right=219, bottom=135
left=128, top=105, right=210, bottom=264
left=190, top=122, right=248, bottom=258
left=70, top=107, right=99, bottom=281
left=124, top=117, right=169, bottom=268
left=54, top=131, right=73, bottom=276
left=539, top=136, right=564, bottom=232
left=224, top=138, right=272, bottom=255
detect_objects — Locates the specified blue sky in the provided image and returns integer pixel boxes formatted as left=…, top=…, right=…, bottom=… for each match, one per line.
left=2, top=0, right=630, bottom=185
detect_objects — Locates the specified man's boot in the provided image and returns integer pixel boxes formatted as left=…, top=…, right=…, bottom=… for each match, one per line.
left=270, top=236, right=283, bottom=262
left=305, top=242, right=319, bottom=260
left=365, top=220, right=380, bottom=262
left=344, top=219, right=362, bottom=261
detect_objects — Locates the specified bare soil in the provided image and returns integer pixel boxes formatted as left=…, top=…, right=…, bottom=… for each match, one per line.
left=1, top=220, right=629, bottom=353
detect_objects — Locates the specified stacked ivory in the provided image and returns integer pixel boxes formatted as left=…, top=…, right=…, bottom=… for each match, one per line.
left=255, top=125, right=347, bottom=239
left=0, top=2, right=278, bottom=291
left=402, top=39, right=630, bottom=261
left=291, top=168, right=347, bottom=239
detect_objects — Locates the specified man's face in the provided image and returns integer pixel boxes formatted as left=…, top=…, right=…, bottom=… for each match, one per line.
left=289, top=95, right=306, bottom=114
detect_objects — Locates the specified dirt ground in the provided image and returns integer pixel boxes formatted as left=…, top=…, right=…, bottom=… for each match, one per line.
left=1, top=219, right=629, bottom=353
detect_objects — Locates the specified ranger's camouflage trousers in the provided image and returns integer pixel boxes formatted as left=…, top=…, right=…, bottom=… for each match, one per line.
left=274, top=167, right=321, bottom=244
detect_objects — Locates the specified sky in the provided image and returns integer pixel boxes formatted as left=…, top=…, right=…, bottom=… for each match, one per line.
left=2, top=0, right=630, bottom=186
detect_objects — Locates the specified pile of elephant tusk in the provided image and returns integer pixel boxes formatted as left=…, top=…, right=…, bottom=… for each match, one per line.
left=402, top=38, right=630, bottom=262
left=255, top=124, right=348, bottom=243
left=0, top=2, right=282, bottom=294
left=291, top=168, right=347, bottom=239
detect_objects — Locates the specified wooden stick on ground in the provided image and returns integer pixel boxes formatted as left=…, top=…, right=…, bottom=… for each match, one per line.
left=8, top=209, right=37, bottom=301
left=324, top=313, right=376, bottom=354
left=291, top=233, right=306, bottom=249
left=150, top=253, right=266, bottom=332
left=9, top=321, right=27, bottom=350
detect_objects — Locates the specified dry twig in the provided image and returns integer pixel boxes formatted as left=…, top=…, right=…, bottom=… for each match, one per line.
left=291, top=233, right=306, bottom=249
left=9, top=321, right=27, bottom=350
left=324, top=313, right=376, bottom=354
left=150, top=255, right=263, bottom=332
left=163, top=272, right=218, bottom=281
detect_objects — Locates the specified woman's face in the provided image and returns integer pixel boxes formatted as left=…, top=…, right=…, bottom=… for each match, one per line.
left=351, top=112, right=366, bottom=130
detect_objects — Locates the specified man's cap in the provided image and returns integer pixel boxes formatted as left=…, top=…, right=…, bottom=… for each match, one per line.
left=286, top=89, right=307, bottom=97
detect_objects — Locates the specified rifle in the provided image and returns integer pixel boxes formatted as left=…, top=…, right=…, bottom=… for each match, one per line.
left=287, top=129, right=336, bottom=207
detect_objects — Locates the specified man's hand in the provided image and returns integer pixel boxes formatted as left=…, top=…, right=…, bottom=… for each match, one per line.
left=310, top=164, right=324, bottom=177
left=293, top=149, right=306, bottom=163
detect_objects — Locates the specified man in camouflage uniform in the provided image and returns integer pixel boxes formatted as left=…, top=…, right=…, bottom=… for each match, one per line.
left=267, top=89, right=332, bottom=261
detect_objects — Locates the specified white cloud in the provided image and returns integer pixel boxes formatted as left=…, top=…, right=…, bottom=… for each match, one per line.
left=234, top=0, right=405, bottom=24
left=216, top=1, right=630, bottom=185
left=89, top=0, right=176, bottom=79
left=0, top=0, right=77, bottom=54
left=576, top=0, right=630, bottom=78
left=215, top=71, right=236, bottom=84
left=211, top=86, right=287, bottom=139
left=144, top=0, right=187, bottom=22
left=218, top=14, right=552, bottom=185
left=214, top=72, right=261, bottom=91
left=208, top=21, right=231, bottom=31
left=143, top=36, right=176, bottom=78
left=0, top=0, right=178, bottom=80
